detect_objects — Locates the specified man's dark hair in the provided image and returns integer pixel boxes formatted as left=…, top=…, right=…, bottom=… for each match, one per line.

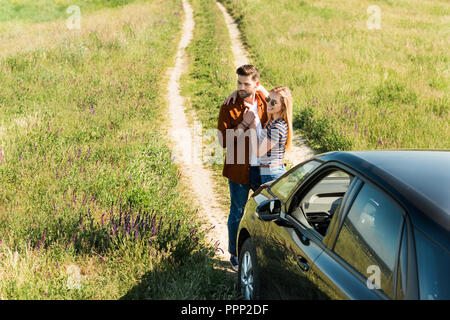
left=236, top=65, right=260, bottom=82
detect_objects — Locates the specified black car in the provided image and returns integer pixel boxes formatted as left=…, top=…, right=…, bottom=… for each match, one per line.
left=237, top=151, right=450, bottom=300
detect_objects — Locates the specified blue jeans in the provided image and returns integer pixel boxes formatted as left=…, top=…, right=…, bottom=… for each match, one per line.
left=228, top=166, right=261, bottom=256
left=260, top=164, right=286, bottom=184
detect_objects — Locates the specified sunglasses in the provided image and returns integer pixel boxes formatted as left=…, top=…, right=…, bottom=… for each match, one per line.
left=265, top=96, right=280, bottom=107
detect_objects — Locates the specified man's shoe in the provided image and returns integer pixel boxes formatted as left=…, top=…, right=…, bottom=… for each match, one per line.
left=230, top=255, right=239, bottom=272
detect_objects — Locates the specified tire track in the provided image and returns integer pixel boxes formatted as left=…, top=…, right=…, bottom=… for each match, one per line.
left=166, top=0, right=229, bottom=263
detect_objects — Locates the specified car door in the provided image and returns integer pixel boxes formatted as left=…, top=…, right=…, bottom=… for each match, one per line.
left=313, top=178, right=406, bottom=299
left=262, top=165, right=355, bottom=299
left=257, top=159, right=322, bottom=298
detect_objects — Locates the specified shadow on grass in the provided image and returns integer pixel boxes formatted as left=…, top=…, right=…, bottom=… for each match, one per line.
left=120, top=252, right=239, bottom=300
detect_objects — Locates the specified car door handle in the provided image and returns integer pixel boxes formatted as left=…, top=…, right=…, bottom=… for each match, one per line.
left=296, top=256, right=310, bottom=272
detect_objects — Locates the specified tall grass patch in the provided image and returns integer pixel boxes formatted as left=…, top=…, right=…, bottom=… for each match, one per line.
left=0, top=0, right=234, bottom=299
left=219, top=0, right=449, bottom=151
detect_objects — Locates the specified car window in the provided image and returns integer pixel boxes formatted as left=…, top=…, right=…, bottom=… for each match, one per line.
left=414, top=230, right=450, bottom=300
left=333, top=183, right=404, bottom=299
left=290, top=169, right=353, bottom=238
left=270, top=160, right=321, bottom=202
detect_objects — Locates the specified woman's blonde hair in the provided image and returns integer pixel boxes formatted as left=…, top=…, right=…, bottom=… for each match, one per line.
left=267, top=86, right=293, bottom=150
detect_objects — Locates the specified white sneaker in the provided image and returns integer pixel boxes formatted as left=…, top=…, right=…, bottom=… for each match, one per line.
left=230, top=255, right=239, bottom=272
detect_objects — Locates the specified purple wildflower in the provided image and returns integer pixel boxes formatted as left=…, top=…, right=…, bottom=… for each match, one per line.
left=151, top=221, right=156, bottom=237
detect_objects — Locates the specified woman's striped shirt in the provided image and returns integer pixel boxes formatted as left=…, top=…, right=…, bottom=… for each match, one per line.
left=259, top=118, right=288, bottom=166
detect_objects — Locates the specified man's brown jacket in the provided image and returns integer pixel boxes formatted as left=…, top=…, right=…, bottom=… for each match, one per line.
left=217, top=91, right=268, bottom=185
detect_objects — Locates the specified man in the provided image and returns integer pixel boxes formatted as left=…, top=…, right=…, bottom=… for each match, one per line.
left=217, top=65, right=268, bottom=271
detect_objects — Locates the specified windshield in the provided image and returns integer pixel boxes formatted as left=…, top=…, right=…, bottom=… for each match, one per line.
left=269, top=160, right=321, bottom=202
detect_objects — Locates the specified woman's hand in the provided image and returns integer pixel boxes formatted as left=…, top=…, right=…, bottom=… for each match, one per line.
left=224, top=90, right=238, bottom=105
left=257, top=84, right=269, bottom=98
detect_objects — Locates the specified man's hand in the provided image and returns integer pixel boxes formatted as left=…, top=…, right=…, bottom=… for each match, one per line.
left=243, top=108, right=256, bottom=126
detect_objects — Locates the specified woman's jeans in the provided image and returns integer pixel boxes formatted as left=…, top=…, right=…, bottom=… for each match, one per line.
left=228, top=166, right=261, bottom=257
left=260, top=164, right=286, bottom=184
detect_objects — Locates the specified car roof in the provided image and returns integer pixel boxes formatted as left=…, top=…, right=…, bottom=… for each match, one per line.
left=315, top=151, right=450, bottom=248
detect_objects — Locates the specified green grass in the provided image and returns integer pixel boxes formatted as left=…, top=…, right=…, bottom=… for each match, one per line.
left=218, top=0, right=450, bottom=151
left=0, top=0, right=143, bottom=23
left=0, top=0, right=236, bottom=299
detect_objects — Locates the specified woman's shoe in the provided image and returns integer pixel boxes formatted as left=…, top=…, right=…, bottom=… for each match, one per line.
left=230, top=255, right=239, bottom=272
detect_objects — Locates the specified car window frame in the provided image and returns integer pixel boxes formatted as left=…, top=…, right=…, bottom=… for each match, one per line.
left=330, top=177, right=408, bottom=299
left=284, top=162, right=359, bottom=245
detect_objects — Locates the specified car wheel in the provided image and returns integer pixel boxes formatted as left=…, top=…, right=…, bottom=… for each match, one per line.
left=238, top=238, right=261, bottom=300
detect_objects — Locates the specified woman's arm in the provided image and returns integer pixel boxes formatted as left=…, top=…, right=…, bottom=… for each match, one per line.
left=223, top=90, right=238, bottom=105
left=257, top=84, right=269, bottom=98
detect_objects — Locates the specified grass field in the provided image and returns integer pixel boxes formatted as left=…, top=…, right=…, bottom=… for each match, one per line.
left=0, top=0, right=235, bottom=299
left=0, top=0, right=142, bottom=23
left=1, top=0, right=448, bottom=301
left=219, top=0, right=449, bottom=152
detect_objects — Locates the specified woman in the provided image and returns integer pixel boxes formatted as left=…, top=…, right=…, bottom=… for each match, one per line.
left=255, top=86, right=293, bottom=183
left=224, top=85, right=293, bottom=184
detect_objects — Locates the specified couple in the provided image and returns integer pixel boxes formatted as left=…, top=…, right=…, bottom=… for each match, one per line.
left=217, top=64, right=293, bottom=271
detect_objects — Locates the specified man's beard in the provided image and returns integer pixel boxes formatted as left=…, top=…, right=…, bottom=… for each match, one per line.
left=238, top=90, right=252, bottom=98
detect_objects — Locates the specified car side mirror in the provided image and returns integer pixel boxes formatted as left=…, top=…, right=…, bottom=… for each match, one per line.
left=256, top=198, right=282, bottom=222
